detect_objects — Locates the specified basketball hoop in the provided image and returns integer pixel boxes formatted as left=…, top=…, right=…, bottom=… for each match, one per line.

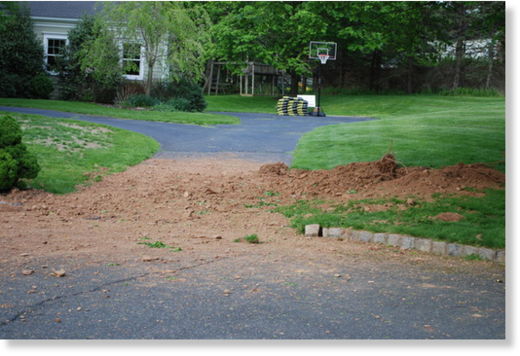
left=318, top=53, right=329, bottom=64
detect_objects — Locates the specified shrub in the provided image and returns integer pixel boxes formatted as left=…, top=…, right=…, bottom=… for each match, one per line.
left=56, top=15, right=122, bottom=103
left=0, top=3, right=52, bottom=99
left=123, top=94, right=160, bottom=108
left=151, top=79, right=207, bottom=112
left=114, top=81, right=145, bottom=105
left=0, top=115, right=40, bottom=192
left=29, top=73, right=54, bottom=99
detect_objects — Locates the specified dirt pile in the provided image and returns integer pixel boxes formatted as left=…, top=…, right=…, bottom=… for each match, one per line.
left=259, top=156, right=505, bottom=199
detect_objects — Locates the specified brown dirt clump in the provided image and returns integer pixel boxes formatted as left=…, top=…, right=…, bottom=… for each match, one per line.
left=433, top=212, right=465, bottom=222
left=259, top=156, right=504, bottom=200
left=258, top=162, right=289, bottom=176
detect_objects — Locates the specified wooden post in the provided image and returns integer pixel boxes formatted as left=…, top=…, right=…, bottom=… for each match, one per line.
left=252, top=63, right=255, bottom=96
left=240, top=75, right=243, bottom=95
left=207, top=61, right=214, bottom=95
left=215, top=64, right=221, bottom=95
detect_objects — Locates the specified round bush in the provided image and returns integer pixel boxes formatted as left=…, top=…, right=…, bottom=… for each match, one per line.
left=151, top=79, right=207, bottom=112
left=0, top=151, right=18, bottom=191
left=29, top=73, right=54, bottom=99
left=123, top=94, right=160, bottom=108
left=0, top=115, right=40, bottom=192
left=0, top=115, right=22, bottom=147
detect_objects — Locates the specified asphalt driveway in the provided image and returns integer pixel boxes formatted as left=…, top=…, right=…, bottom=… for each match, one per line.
left=0, top=106, right=372, bottom=163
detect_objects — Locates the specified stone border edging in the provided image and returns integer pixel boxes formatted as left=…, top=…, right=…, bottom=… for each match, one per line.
left=304, top=224, right=505, bottom=263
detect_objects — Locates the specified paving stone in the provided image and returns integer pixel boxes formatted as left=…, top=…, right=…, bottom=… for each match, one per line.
left=373, top=233, right=387, bottom=244
left=341, top=228, right=353, bottom=240
left=304, top=224, right=321, bottom=237
left=359, top=231, right=374, bottom=243
left=463, top=245, right=480, bottom=257
left=495, top=249, right=505, bottom=263
left=447, top=243, right=464, bottom=257
left=399, top=236, right=416, bottom=250
left=387, top=234, right=402, bottom=247
left=321, top=228, right=329, bottom=237
left=327, top=228, right=344, bottom=238
left=414, top=238, right=432, bottom=253
left=431, top=241, right=447, bottom=255
left=350, top=230, right=362, bottom=241
left=478, top=247, right=497, bottom=261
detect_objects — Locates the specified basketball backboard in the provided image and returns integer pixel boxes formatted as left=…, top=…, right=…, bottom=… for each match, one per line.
left=309, top=41, right=337, bottom=62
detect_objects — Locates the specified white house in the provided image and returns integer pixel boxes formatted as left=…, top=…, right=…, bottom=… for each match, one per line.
left=25, top=1, right=168, bottom=82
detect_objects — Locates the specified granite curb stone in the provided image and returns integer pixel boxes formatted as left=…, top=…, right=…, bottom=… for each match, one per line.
left=304, top=224, right=504, bottom=262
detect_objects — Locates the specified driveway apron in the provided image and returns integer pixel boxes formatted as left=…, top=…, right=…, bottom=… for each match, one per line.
left=0, top=106, right=372, bottom=163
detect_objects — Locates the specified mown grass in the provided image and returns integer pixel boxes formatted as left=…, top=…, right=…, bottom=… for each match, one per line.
left=296, top=95, right=505, bottom=171
left=0, top=98, right=239, bottom=125
left=206, top=94, right=505, bottom=171
left=6, top=111, right=159, bottom=194
left=275, top=189, right=505, bottom=249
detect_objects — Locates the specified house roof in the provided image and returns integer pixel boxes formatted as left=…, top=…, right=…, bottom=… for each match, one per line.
left=24, top=1, right=100, bottom=19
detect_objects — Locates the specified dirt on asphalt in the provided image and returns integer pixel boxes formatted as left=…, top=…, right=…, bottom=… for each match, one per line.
left=0, top=156, right=505, bottom=276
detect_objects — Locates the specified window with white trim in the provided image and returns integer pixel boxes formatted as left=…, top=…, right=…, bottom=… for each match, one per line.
left=122, top=43, right=144, bottom=80
left=43, top=34, right=68, bottom=73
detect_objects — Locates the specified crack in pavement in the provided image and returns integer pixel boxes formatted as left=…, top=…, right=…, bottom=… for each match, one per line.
left=0, top=254, right=236, bottom=326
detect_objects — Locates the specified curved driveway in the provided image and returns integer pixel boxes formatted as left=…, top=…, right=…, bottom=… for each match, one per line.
left=0, top=106, right=372, bottom=163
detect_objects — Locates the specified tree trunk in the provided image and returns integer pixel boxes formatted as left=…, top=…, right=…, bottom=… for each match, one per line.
left=289, top=71, right=299, bottom=96
left=406, top=56, right=414, bottom=94
left=369, top=50, right=382, bottom=93
left=452, top=3, right=467, bottom=90
left=485, top=25, right=497, bottom=89
left=145, top=62, right=154, bottom=97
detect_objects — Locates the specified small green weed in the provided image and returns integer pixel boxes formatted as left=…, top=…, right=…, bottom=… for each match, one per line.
left=139, top=241, right=169, bottom=248
left=264, top=191, right=280, bottom=197
left=137, top=239, right=182, bottom=252
left=464, top=254, right=483, bottom=261
left=244, top=198, right=278, bottom=209
left=234, top=234, right=260, bottom=244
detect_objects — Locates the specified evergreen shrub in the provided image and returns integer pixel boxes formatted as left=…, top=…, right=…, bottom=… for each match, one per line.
left=0, top=115, right=40, bottom=192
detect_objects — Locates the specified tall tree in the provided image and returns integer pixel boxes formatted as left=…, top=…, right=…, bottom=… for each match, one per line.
left=99, top=1, right=211, bottom=95
left=0, top=2, right=52, bottom=98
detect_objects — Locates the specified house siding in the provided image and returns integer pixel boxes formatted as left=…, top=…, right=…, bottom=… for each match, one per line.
left=31, top=17, right=169, bottom=83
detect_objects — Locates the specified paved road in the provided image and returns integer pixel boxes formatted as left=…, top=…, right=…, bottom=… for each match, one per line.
left=0, top=251, right=506, bottom=339
left=0, top=106, right=372, bottom=164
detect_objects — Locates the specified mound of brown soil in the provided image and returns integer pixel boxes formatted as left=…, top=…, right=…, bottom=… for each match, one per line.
left=259, top=156, right=505, bottom=200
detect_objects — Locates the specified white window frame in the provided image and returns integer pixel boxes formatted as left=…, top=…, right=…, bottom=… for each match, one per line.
left=121, top=42, right=145, bottom=81
left=43, top=34, right=68, bottom=75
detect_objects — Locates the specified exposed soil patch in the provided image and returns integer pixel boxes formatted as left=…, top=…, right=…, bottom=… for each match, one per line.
left=433, top=212, right=465, bottom=222
left=260, top=156, right=504, bottom=201
left=0, top=156, right=505, bottom=273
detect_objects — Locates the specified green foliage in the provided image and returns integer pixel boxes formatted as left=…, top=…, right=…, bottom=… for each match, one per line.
left=99, top=2, right=212, bottom=95
left=151, top=79, right=207, bottom=112
left=123, top=94, right=160, bottom=108
left=0, top=115, right=40, bottom=191
left=234, top=234, right=260, bottom=244
left=28, top=74, right=54, bottom=99
left=0, top=2, right=53, bottom=98
left=61, top=15, right=123, bottom=103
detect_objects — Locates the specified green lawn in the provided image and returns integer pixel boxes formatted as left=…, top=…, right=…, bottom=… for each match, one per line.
left=5, top=111, right=159, bottom=194
left=275, top=189, right=505, bottom=249
left=207, top=94, right=505, bottom=171
left=0, top=98, right=239, bottom=125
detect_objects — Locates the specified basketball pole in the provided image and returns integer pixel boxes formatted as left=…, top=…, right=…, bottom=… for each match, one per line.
left=316, top=60, right=325, bottom=117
